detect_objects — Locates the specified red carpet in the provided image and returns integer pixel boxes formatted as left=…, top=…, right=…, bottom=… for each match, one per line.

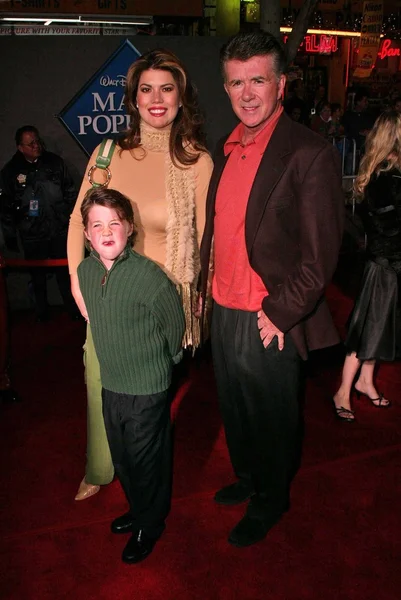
left=1, top=288, right=400, bottom=600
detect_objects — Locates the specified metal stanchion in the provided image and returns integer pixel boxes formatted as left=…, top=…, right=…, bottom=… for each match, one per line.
left=351, top=138, right=357, bottom=176
left=332, top=136, right=347, bottom=176
left=332, top=137, right=358, bottom=178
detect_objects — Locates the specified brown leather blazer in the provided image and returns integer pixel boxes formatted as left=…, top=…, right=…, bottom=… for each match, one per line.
left=200, top=112, right=345, bottom=360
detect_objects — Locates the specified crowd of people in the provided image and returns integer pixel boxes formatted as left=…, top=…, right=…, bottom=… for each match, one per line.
left=284, top=79, right=401, bottom=175
left=0, top=30, right=400, bottom=565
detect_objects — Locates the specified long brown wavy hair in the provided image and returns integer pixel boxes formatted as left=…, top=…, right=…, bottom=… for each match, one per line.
left=119, top=48, right=207, bottom=167
left=354, top=110, right=401, bottom=200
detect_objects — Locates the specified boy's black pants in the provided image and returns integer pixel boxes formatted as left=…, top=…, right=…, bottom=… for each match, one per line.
left=102, top=387, right=172, bottom=539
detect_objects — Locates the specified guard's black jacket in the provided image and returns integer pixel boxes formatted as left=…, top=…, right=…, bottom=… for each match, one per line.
left=0, top=150, right=76, bottom=247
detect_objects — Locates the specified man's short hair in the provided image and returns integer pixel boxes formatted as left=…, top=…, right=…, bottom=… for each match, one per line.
left=15, top=125, right=39, bottom=146
left=220, top=30, right=286, bottom=80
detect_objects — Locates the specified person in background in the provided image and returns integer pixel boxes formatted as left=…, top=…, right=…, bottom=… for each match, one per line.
left=311, top=84, right=327, bottom=116
left=78, top=187, right=184, bottom=564
left=342, top=92, right=375, bottom=174
left=283, top=79, right=309, bottom=125
left=392, top=97, right=401, bottom=115
left=329, top=102, right=347, bottom=160
left=289, top=106, right=302, bottom=123
left=200, top=31, right=344, bottom=548
left=0, top=126, right=78, bottom=321
left=67, top=49, right=213, bottom=502
left=311, top=102, right=333, bottom=139
left=333, top=111, right=401, bottom=420
left=330, top=103, right=345, bottom=139
left=342, top=91, right=374, bottom=153
left=386, top=87, right=401, bottom=111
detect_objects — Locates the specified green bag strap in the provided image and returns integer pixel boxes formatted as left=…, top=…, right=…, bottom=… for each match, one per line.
left=96, top=138, right=116, bottom=169
left=88, top=138, right=116, bottom=188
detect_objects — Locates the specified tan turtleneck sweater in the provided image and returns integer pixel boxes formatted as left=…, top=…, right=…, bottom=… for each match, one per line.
left=67, top=125, right=213, bottom=277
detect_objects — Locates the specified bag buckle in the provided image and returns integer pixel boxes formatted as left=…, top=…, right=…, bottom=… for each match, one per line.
left=88, top=165, right=112, bottom=188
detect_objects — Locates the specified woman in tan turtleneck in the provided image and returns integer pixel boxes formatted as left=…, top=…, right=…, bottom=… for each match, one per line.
left=68, top=49, right=213, bottom=501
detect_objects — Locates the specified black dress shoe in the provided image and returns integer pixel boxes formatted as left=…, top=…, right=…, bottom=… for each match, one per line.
left=228, top=513, right=282, bottom=548
left=0, top=388, right=21, bottom=403
left=111, top=512, right=134, bottom=534
left=214, top=481, right=253, bottom=505
left=122, top=530, right=158, bottom=564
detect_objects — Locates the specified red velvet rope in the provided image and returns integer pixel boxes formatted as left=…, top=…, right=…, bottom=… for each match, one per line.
left=0, top=256, right=68, bottom=268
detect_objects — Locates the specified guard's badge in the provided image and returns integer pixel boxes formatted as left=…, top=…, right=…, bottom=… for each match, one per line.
left=17, top=174, right=26, bottom=184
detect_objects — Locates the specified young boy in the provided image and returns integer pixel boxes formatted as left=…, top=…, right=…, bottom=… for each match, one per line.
left=78, top=187, right=185, bottom=564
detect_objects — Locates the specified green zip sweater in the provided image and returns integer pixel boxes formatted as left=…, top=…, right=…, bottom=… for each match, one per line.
left=78, top=247, right=185, bottom=395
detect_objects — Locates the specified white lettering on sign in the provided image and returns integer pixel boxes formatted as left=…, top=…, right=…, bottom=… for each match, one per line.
left=92, top=92, right=125, bottom=112
left=99, top=74, right=127, bottom=87
left=78, top=114, right=130, bottom=135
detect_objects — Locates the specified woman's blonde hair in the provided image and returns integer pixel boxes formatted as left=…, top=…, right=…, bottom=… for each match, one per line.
left=119, top=48, right=207, bottom=167
left=354, top=110, right=401, bottom=199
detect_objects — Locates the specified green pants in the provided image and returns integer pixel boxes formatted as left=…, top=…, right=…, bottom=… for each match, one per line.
left=83, top=325, right=114, bottom=485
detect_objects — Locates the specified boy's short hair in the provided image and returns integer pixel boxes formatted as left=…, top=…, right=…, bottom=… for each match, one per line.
left=81, top=187, right=136, bottom=245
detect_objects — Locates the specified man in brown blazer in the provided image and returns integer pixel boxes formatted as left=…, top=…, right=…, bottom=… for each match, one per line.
left=200, top=31, right=344, bottom=547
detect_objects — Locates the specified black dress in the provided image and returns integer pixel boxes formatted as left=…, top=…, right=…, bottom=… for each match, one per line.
left=345, top=168, right=401, bottom=361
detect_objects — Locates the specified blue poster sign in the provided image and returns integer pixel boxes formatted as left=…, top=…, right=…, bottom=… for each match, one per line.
left=58, top=40, right=141, bottom=156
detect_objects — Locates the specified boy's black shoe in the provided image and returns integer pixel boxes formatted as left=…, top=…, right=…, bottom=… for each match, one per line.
left=228, top=513, right=282, bottom=548
left=111, top=512, right=133, bottom=534
left=122, top=530, right=157, bottom=564
left=214, top=481, right=253, bottom=505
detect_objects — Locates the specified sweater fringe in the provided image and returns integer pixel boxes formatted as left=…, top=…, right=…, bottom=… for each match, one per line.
left=180, top=282, right=200, bottom=352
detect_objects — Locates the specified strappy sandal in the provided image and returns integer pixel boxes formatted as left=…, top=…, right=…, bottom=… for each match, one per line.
left=332, top=399, right=355, bottom=422
left=369, top=392, right=391, bottom=408
left=355, top=390, right=391, bottom=408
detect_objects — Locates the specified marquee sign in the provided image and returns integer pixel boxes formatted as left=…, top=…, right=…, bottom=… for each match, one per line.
left=58, top=39, right=140, bottom=156
left=283, top=34, right=339, bottom=55
left=354, top=1, right=384, bottom=78
left=0, top=0, right=203, bottom=17
left=304, top=34, right=338, bottom=54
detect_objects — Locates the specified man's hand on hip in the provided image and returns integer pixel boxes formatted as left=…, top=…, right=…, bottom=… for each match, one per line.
left=257, top=310, right=284, bottom=350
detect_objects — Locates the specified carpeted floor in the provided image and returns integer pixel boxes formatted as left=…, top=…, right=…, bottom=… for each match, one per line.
left=1, top=285, right=400, bottom=600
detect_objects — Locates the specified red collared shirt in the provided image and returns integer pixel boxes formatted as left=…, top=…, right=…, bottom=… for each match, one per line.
left=212, top=106, right=283, bottom=311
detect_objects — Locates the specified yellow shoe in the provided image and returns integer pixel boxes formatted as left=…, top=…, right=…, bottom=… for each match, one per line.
left=74, top=478, right=100, bottom=501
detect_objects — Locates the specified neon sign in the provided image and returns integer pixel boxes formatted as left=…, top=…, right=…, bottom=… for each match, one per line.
left=377, top=39, right=401, bottom=60
left=283, top=34, right=338, bottom=54
left=305, top=34, right=338, bottom=54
